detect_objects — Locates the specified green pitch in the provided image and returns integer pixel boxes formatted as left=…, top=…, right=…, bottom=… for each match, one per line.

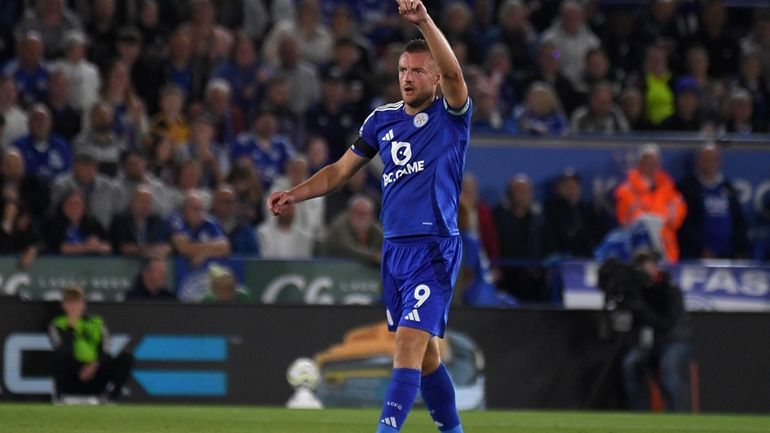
left=0, top=404, right=768, bottom=433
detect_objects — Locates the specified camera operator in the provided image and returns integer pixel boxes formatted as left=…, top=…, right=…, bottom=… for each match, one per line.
left=606, top=252, right=693, bottom=411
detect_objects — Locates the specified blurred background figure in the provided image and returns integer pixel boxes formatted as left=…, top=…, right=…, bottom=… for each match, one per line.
left=201, top=264, right=249, bottom=303
left=124, top=256, right=175, bottom=300
left=323, top=194, right=382, bottom=267
left=48, top=285, right=134, bottom=402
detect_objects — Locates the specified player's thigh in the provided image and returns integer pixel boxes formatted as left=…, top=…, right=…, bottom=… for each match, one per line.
left=393, top=326, right=433, bottom=369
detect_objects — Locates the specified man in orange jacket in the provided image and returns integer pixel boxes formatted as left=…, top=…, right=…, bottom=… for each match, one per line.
left=615, top=144, right=687, bottom=262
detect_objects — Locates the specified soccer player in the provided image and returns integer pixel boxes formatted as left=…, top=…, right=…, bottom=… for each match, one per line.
left=268, top=1, right=469, bottom=432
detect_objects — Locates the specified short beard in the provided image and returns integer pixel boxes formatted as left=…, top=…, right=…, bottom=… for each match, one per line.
left=404, top=92, right=433, bottom=109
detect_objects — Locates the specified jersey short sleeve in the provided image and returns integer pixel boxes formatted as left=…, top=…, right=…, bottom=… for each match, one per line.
left=351, top=110, right=379, bottom=159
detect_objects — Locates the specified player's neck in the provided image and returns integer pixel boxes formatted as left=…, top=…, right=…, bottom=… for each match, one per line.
left=404, top=95, right=436, bottom=116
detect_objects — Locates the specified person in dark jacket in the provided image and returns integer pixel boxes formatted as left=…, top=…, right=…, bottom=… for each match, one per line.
left=44, top=188, right=111, bottom=255
left=543, top=170, right=603, bottom=257
left=109, top=186, right=170, bottom=258
left=124, top=256, right=176, bottom=300
left=494, top=175, right=546, bottom=301
left=622, top=253, right=693, bottom=412
left=677, top=143, right=748, bottom=259
left=48, top=286, right=133, bottom=401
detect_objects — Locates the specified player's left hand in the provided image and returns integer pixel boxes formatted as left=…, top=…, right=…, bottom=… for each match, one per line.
left=396, top=0, right=428, bottom=25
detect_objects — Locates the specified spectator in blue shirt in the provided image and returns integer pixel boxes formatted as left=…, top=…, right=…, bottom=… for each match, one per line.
left=231, top=108, right=294, bottom=190
left=44, top=188, right=111, bottom=255
left=3, top=31, right=49, bottom=107
left=211, top=184, right=259, bottom=256
left=211, top=31, right=267, bottom=115
left=13, top=104, right=72, bottom=182
left=512, top=81, right=569, bottom=136
left=678, top=143, right=748, bottom=259
left=168, top=191, right=231, bottom=268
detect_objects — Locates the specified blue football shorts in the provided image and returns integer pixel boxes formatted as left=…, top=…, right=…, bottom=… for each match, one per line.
left=381, top=235, right=462, bottom=338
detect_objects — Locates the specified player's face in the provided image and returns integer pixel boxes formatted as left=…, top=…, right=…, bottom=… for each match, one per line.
left=398, top=51, right=439, bottom=108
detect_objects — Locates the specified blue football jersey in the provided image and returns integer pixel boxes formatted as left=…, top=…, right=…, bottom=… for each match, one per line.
left=352, top=97, right=472, bottom=238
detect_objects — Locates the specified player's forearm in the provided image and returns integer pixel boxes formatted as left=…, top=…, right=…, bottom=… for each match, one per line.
left=416, top=16, right=462, bottom=81
left=289, top=164, right=345, bottom=203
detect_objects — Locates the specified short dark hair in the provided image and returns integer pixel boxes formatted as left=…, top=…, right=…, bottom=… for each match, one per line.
left=403, top=39, right=430, bottom=54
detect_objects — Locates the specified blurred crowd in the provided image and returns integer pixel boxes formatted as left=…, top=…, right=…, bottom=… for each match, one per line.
left=0, top=0, right=766, bottom=304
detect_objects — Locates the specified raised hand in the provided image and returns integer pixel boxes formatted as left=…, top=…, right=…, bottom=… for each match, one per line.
left=396, top=0, right=428, bottom=25
left=267, top=191, right=295, bottom=216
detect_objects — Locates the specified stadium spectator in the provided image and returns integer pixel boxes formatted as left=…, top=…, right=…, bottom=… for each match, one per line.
left=13, top=104, right=72, bottom=182
left=44, top=188, right=111, bottom=255
left=570, top=82, right=630, bottom=134
left=327, top=38, right=375, bottom=117
left=602, top=9, right=643, bottom=77
left=274, top=35, right=321, bottom=116
left=201, top=264, right=249, bottom=302
left=306, top=136, right=330, bottom=175
left=177, top=113, right=227, bottom=188
left=619, top=88, right=653, bottom=132
left=169, top=159, right=212, bottom=211
left=178, top=0, right=232, bottom=63
left=615, top=144, right=687, bottom=262
left=460, top=174, right=499, bottom=262
left=45, top=69, right=81, bottom=142
left=101, top=60, right=148, bottom=149
left=579, top=48, right=623, bottom=97
left=324, top=168, right=379, bottom=224
left=678, top=144, right=748, bottom=259
left=198, top=78, right=245, bottom=147
left=0, top=148, right=49, bottom=221
left=723, top=89, right=765, bottom=135
left=257, top=202, right=313, bottom=259
left=684, top=46, right=722, bottom=118
left=73, top=101, right=127, bottom=177
left=541, top=0, right=600, bottom=88
left=227, top=160, right=265, bottom=226
left=0, top=75, right=28, bottom=146
left=116, top=27, right=164, bottom=116
left=638, top=0, right=693, bottom=65
left=483, top=43, right=518, bottom=117
left=150, top=84, right=190, bottom=149
left=740, top=10, right=770, bottom=74
left=136, top=0, right=169, bottom=59
left=211, top=184, right=259, bottom=256
left=639, top=45, right=674, bottom=127
left=14, top=0, right=82, bottom=59
left=522, top=40, right=580, bottom=115
left=53, top=31, right=99, bottom=114
left=0, top=165, right=40, bottom=268
left=471, top=81, right=516, bottom=134
left=144, top=132, right=175, bottom=186
left=162, top=29, right=204, bottom=103
left=211, top=31, right=267, bottom=115
left=543, top=170, right=602, bottom=257
left=512, top=82, right=568, bottom=136
left=168, top=191, right=230, bottom=268
left=457, top=200, right=517, bottom=308
left=494, top=175, right=546, bottom=301
left=231, top=108, right=294, bottom=190
left=124, top=256, right=176, bottom=300
left=322, top=194, right=382, bottom=266
left=692, top=0, right=739, bottom=78
left=328, top=4, right=375, bottom=73
left=242, top=0, right=295, bottom=42
left=734, top=52, right=770, bottom=128
left=262, top=0, right=333, bottom=66
left=51, top=152, right=120, bottom=230
left=496, top=0, right=537, bottom=78
left=659, top=77, right=705, bottom=132
left=622, top=252, right=693, bottom=412
left=270, top=156, right=325, bottom=243
left=85, top=0, right=120, bottom=70
left=305, top=67, right=357, bottom=160
left=48, top=285, right=133, bottom=402
left=3, top=31, right=49, bottom=107
left=262, top=75, right=305, bottom=149
left=115, top=149, right=172, bottom=217
left=441, top=1, right=482, bottom=65
left=109, top=186, right=169, bottom=258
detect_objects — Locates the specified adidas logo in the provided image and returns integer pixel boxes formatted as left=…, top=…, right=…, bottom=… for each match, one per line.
left=381, top=416, right=398, bottom=428
left=404, top=309, right=421, bottom=322
left=381, top=129, right=394, bottom=141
